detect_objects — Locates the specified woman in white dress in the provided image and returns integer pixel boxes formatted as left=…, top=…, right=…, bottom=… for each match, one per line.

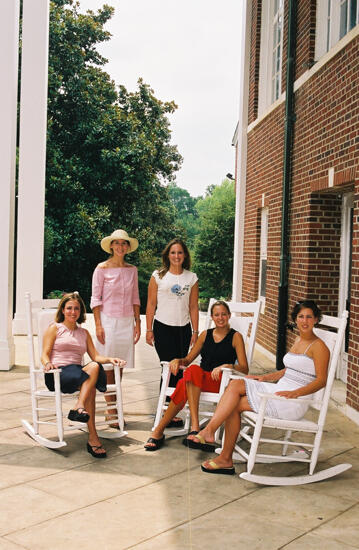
left=91, top=229, right=141, bottom=426
left=187, top=300, right=330, bottom=475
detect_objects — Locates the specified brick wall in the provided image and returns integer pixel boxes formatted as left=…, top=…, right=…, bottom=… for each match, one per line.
left=242, top=0, right=359, bottom=411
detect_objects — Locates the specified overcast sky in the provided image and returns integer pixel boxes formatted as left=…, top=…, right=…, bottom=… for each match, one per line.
left=79, top=0, right=243, bottom=197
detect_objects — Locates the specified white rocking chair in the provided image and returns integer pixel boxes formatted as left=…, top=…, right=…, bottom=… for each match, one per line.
left=153, top=300, right=261, bottom=439
left=227, top=310, right=352, bottom=485
left=21, top=292, right=127, bottom=449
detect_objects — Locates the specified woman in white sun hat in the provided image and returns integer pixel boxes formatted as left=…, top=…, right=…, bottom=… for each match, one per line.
left=91, top=229, right=141, bottom=427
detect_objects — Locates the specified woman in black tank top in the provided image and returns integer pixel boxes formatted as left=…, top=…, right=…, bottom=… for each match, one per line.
left=145, top=301, right=248, bottom=451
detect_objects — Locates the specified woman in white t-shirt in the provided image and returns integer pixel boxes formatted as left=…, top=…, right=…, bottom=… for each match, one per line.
left=146, top=238, right=199, bottom=428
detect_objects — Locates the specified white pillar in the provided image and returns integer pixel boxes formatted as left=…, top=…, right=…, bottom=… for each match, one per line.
left=232, top=0, right=251, bottom=301
left=13, top=0, right=49, bottom=335
left=0, top=1, right=20, bottom=369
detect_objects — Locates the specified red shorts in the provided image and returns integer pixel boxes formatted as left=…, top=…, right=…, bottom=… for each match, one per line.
left=171, top=364, right=221, bottom=407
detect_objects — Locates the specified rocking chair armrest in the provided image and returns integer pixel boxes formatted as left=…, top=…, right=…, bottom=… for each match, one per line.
left=36, top=368, right=62, bottom=374
left=160, top=361, right=188, bottom=372
left=102, top=362, right=125, bottom=370
left=228, top=369, right=246, bottom=378
left=256, top=391, right=313, bottom=404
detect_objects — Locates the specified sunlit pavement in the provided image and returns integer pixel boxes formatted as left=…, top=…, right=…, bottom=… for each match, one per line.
left=0, top=315, right=358, bottom=549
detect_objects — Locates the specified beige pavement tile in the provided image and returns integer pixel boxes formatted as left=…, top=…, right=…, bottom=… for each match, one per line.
left=0, top=485, right=79, bottom=537
left=7, top=467, right=254, bottom=550
left=304, top=448, right=359, bottom=500
left=282, top=532, right=358, bottom=549
left=0, top=392, right=33, bottom=410
left=227, top=485, right=355, bottom=530
left=0, top=438, right=100, bottom=489
left=133, top=505, right=303, bottom=550
left=0, top=379, right=31, bottom=396
left=312, top=504, right=359, bottom=548
left=0, top=426, right=34, bottom=457
left=123, top=397, right=158, bottom=415
left=0, top=537, right=25, bottom=550
left=27, top=461, right=152, bottom=507
left=0, top=410, right=23, bottom=431
left=7, top=501, right=124, bottom=550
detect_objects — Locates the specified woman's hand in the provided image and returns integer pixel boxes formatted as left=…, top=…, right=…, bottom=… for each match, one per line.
left=275, top=389, right=301, bottom=399
left=211, top=366, right=223, bottom=381
left=96, top=325, right=105, bottom=345
left=43, top=362, right=57, bottom=372
left=133, top=324, right=141, bottom=345
left=169, top=358, right=182, bottom=375
left=108, top=357, right=127, bottom=368
left=146, top=330, right=154, bottom=346
left=246, top=374, right=265, bottom=381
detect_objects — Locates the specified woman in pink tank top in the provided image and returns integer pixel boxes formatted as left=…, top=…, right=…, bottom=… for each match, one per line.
left=41, top=292, right=126, bottom=458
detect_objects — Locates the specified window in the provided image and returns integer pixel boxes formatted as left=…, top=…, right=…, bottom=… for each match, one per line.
left=259, top=208, right=269, bottom=302
left=316, top=0, right=359, bottom=59
left=272, top=0, right=284, bottom=102
left=258, top=0, right=284, bottom=115
left=340, top=0, right=358, bottom=38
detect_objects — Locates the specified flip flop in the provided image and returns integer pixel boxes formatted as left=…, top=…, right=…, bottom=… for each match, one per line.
left=87, top=443, right=107, bottom=459
left=68, top=407, right=90, bottom=423
left=182, top=433, right=215, bottom=452
left=144, top=435, right=165, bottom=451
left=201, top=460, right=235, bottom=475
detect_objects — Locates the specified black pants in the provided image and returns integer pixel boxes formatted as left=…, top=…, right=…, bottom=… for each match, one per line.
left=153, top=319, right=192, bottom=391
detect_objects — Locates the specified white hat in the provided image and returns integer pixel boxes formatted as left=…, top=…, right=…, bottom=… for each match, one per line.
left=100, top=229, right=139, bottom=254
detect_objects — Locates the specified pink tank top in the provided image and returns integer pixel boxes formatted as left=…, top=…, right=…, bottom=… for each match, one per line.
left=50, top=323, right=88, bottom=367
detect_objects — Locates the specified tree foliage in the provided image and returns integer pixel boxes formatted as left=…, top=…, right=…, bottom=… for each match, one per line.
left=193, top=179, right=235, bottom=304
left=44, top=0, right=182, bottom=307
left=167, top=183, right=201, bottom=249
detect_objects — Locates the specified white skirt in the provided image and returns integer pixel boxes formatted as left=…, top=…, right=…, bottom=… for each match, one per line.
left=96, top=312, right=135, bottom=369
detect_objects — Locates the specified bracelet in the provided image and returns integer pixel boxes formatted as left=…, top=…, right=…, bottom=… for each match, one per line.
left=134, top=317, right=141, bottom=322
left=193, top=330, right=199, bottom=334
left=146, top=329, right=153, bottom=332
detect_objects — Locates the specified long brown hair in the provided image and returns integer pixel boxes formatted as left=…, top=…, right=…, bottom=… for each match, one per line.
left=55, top=292, right=86, bottom=324
left=158, top=238, right=191, bottom=279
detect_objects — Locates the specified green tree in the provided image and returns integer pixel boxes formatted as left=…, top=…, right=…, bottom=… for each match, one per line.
left=167, top=183, right=201, bottom=248
left=193, top=179, right=235, bottom=306
left=44, top=0, right=182, bottom=308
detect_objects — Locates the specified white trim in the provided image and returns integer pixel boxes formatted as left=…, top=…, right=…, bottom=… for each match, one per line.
left=345, top=404, right=359, bottom=426
left=0, top=0, right=19, bottom=370
left=232, top=121, right=239, bottom=147
left=232, top=0, right=251, bottom=301
left=248, top=24, right=359, bottom=134
left=13, top=0, right=49, bottom=335
left=254, top=342, right=276, bottom=364
left=328, top=166, right=334, bottom=187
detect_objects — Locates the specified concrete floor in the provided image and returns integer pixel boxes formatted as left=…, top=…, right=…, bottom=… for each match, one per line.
left=0, top=316, right=359, bottom=549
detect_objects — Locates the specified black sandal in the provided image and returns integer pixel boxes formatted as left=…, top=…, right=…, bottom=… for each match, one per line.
left=167, top=418, right=184, bottom=429
left=87, top=443, right=107, bottom=459
left=144, top=435, right=165, bottom=451
left=68, top=408, right=90, bottom=423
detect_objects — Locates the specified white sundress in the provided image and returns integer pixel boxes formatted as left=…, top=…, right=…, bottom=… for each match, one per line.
left=245, top=344, right=317, bottom=421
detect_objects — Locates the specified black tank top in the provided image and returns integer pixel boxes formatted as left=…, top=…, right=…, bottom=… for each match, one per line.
left=200, top=328, right=237, bottom=372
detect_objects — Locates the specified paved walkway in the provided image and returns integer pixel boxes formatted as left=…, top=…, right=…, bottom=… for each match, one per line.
left=0, top=316, right=358, bottom=549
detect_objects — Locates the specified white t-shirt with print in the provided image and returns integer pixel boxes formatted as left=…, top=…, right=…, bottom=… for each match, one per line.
left=152, top=269, right=198, bottom=326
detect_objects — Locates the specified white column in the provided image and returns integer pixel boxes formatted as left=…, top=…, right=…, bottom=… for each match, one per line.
left=0, top=1, right=20, bottom=369
left=13, top=0, right=49, bottom=335
left=232, top=0, right=251, bottom=301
